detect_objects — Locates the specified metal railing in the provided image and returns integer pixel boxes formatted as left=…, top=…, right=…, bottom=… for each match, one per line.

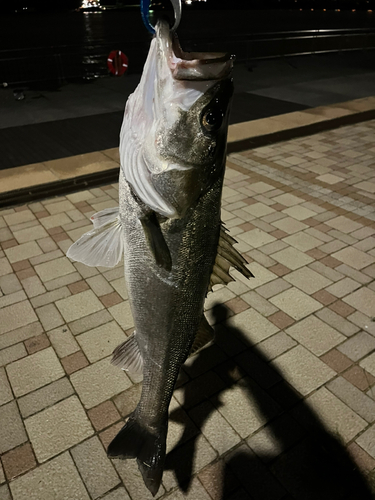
left=1, top=26, right=374, bottom=86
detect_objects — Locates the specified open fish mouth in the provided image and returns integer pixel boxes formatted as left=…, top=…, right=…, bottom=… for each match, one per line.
left=158, top=20, right=234, bottom=81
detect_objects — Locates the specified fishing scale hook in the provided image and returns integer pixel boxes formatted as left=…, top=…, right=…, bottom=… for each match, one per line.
left=140, top=0, right=182, bottom=35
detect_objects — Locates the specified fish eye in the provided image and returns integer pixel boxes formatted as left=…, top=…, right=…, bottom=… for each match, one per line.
left=202, top=109, right=224, bottom=132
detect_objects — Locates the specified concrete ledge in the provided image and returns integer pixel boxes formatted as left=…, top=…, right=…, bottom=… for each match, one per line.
left=1, top=96, right=375, bottom=208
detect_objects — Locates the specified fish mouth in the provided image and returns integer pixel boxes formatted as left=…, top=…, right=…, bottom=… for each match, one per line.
left=156, top=20, right=234, bottom=81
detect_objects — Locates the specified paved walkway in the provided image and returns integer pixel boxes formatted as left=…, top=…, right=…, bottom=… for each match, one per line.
left=1, top=119, right=375, bottom=500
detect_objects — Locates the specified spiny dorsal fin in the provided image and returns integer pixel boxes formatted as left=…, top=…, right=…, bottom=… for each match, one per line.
left=209, top=223, right=253, bottom=290
left=111, top=333, right=143, bottom=375
left=190, top=315, right=215, bottom=356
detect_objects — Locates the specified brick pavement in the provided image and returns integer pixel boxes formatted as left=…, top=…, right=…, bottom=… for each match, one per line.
left=0, top=120, right=375, bottom=499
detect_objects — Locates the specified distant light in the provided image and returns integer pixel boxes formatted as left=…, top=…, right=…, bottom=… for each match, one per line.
left=352, top=9, right=356, bottom=11
left=368, top=9, right=373, bottom=12
left=185, top=0, right=192, bottom=4
left=323, top=8, right=326, bottom=11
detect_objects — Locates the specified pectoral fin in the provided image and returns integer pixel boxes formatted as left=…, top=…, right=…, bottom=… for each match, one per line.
left=141, top=213, right=172, bottom=271
left=67, top=207, right=123, bottom=268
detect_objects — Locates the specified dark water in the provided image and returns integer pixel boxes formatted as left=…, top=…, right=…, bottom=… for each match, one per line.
left=1, top=9, right=374, bottom=85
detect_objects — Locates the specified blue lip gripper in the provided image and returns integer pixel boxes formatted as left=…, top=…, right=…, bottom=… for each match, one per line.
left=140, top=0, right=155, bottom=34
left=141, top=0, right=182, bottom=35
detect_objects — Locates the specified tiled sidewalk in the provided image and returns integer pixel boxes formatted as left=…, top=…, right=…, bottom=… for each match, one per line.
left=0, top=120, right=375, bottom=500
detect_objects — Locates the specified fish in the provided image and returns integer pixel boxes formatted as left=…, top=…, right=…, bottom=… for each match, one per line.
left=67, top=19, right=252, bottom=496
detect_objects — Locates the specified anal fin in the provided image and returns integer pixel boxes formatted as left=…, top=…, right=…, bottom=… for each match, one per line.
left=189, top=315, right=215, bottom=356
left=111, top=333, right=143, bottom=375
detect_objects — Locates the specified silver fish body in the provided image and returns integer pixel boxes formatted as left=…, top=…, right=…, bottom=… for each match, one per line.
left=107, top=21, right=235, bottom=495
left=67, top=19, right=238, bottom=496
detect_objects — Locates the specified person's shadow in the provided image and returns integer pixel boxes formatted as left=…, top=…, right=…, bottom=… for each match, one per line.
left=165, top=303, right=374, bottom=500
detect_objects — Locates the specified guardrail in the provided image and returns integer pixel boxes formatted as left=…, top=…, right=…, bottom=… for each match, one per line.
left=1, top=27, right=375, bottom=87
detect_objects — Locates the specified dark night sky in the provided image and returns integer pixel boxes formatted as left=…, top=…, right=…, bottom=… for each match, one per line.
left=5, top=0, right=375, bottom=12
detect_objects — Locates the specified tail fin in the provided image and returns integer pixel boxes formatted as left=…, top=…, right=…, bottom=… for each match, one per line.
left=107, top=415, right=167, bottom=496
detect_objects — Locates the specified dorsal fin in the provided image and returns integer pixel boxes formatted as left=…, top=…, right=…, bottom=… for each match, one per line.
left=208, top=223, right=253, bottom=291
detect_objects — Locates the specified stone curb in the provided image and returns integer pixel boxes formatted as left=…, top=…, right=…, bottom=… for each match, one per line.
left=1, top=96, right=375, bottom=208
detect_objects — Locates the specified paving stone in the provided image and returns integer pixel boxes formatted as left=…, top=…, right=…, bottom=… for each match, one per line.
left=227, top=308, right=279, bottom=345
left=360, top=352, right=375, bottom=378
left=13, top=226, right=48, bottom=244
left=294, top=387, right=367, bottom=443
left=332, top=246, right=375, bottom=270
left=0, top=343, right=27, bottom=367
left=113, top=384, right=142, bottom=417
left=56, top=289, right=104, bottom=322
left=0, top=484, right=11, bottom=500
left=343, top=287, right=375, bottom=318
left=356, top=424, right=375, bottom=459
left=213, top=377, right=280, bottom=438
left=285, top=316, right=345, bottom=356
left=87, top=274, right=114, bottom=296
left=0, top=273, right=22, bottom=294
left=315, top=307, right=360, bottom=337
left=247, top=414, right=305, bottom=463
left=34, top=256, right=75, bottom=282
left=271, top=345, right=335, bottom=396
left=61, top=350, right=89, bottom=375
left=283, top=267, right=332, bottom=295
left=347, top=442, right=375, bottom=473
left=5, top=242, right=42, bottom=263
left=47, top=325, right=80, bottom=358
left=6, top=347, right=64, bottom=397
left=320, top=349, right=353, bottom=373
left=21, top=275, right=46, bottom=298
left=0, top=367, right=13, bottom=406
left=77, top=321, right=127, bottom=363
left=24, top=333, right=50, bottom=354
left=70, top=357, right=132, bottom=409
left=258, top=331, right=297, bottom=361
left=205, top=286, right=236, bottom=311
left=18, top=377, right=74, bottom=418
left=237, top=228, right=276, bottom=248
left=224, top=443, right=286, bottom=500
left=272, top=247, right=314, bottom=270
left=0, top=401, right=27, bottom=453
left=108, top=301, right=134, bottom=330
left=101, top=488, right=131, bottom=500
left=348, top=311, right=375, bottom=336
left=337, top=332, right=375, bottom=362
left=10, top=452, right=90, bottom=500
left=189, top=400, right=241, bottom=455
left=25, top=395, right=93, bottom=462
left=0, top=257, right=13, bottom=277
left=35, top=303, right=65, bottom=331
left=326, top=215, right=363, bottom=233
left=87, top=400, right=121, bottom=431
left=0, top=289, right=27, bottom=308
left=0, top=461, right=5, bottom=484
left=0, top=300, right=38, bottom=335
left=327, top=376, right=375, bottom=423
left=71, top=436, right=120, bottom=499
left=0, top=322, right=43, bottom=350
left=269, top=287, right=322, bottom=321
left=4, top=210, right=35, bottom=226
left=2, top=442, right=36, bottom=480
left=240, top=290, right=278, bottom=316
left=69, top=309, right=113, bottom=335
left=30, top=287, right=71, bottom=308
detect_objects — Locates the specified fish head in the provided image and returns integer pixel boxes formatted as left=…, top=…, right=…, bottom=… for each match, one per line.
left=121, top=19, right=234, bottom=219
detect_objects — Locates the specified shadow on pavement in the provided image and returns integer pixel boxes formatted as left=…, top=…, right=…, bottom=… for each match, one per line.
left=165, top=303, right=373, bottom=500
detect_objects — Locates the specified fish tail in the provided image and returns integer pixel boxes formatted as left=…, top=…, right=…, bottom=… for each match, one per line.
left=107, top=414, right=167, bottom=496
